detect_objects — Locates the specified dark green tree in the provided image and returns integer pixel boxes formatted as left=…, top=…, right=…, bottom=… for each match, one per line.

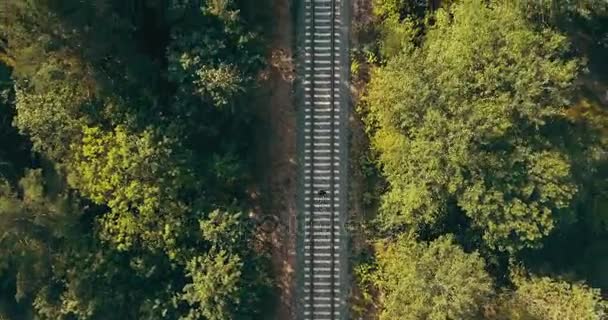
left=0, top=0, right=272, bottom=318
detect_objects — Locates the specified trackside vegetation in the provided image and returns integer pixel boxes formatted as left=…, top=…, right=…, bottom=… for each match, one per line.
left=354, top=0, right=608, bottom=319
left=0, top=1, right=273, bottom=319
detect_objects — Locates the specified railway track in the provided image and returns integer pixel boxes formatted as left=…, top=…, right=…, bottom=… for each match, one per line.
left=300, top=0, right=345, bottom=319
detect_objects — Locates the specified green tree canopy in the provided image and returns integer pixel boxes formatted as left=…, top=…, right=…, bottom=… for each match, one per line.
left=0, top=0, right=272, bottom=318
left=67, top=125, right=192, bottom=253
left=489, top=273, right=607, bottom=320
left=363, top=0, right=603, bottom=251
left=361, top=234, right=494, bottom=320
left=181, top=250, right=243, bottom=320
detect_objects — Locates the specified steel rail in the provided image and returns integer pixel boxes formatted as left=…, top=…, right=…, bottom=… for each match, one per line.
left=328, top=0, right=337, bottom=317
left=306, top=0, right=317, bottom=314
left=304, top=0, right=339, bottom=318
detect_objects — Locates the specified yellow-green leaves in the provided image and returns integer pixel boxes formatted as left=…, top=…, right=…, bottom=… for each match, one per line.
left=365, top=235, right=493, bottom=320
left=365, top=0, right=586, bottom=251
left=199, top=209, right=243, bottom=248
left=69, top=125, right=187, bottom=252
left=181, top=251, right=243, bottom=320
left=13, top=84, right=85, bottom=160
left=490, top=273, right=608, bottom=320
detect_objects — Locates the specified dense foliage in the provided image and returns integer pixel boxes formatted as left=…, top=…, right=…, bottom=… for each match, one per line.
left=0, top=0, right=271, bottom=319
left=366, top=0, right=595, bottom=252
left=357, top=0, right=608, bottom=318
left=358, top=234, right=493, bottom=320
left=490, top=273, right=606, bottom=319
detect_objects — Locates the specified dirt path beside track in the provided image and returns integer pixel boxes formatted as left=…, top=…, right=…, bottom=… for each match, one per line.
left=251, top=0, right=297, bottom=318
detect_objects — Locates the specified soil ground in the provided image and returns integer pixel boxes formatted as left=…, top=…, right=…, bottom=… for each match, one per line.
left=250, top=0, right=297, bottom=319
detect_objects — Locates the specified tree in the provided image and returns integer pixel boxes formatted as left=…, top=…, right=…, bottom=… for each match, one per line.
left=166, top=0, right=264, bottom=188
left=2, top=0, right=162, bottom=136
left=181, top=250, right=243, bottom=320
left=363, top=0, right=601, bottom=251
left=13, top=83, right=90, bottom=160
left=67, top=125, right=194, bottom=253
left=0, top=63, right=30, bottom=182
left=360, top=234, right=494, bottom=320
left=519, top=0, right=608, bottom=34
left=372, top=0, right=429, bottom=20
left=0, top=169, right=82, bottom=319
left=488, top=273, right=607, bottom=320
left=0, top=0, right=272, bottom=318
